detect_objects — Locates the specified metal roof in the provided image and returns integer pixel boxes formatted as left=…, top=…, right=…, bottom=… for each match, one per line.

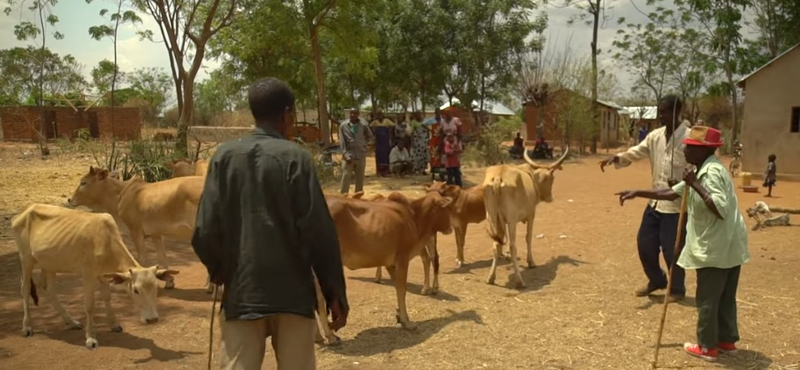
left=623, top=106, right=658, bottom=120
left=439, top=98, right=516, bottom=116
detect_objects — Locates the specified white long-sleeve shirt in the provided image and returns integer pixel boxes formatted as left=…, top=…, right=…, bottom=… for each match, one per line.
left=614, top=120, right=692, bottom=214
left=390, top=146, right=410, bottom=164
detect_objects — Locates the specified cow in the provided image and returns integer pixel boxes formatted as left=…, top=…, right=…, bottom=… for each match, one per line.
left=426, top=181, right=486, bottom=268
left=164, top=158, right=209, bottom=178
left=12, top=204, right=178, bottom=349
left=482, top=147, right=569, bottom=288
left=67, top=166, right=204, bottom=290
left=319, top=187, right=456, bottom=330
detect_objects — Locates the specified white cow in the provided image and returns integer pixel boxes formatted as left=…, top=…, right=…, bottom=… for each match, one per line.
left=12, top=203, right=179, bottom=349
left=482, top=147, right=569, bottom=288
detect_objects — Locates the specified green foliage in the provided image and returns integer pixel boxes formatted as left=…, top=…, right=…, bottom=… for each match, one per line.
left=91, top=59, right=125, bottom=95
left=463, top=115, right=522, bottom=166
left=126, top=67, right=173, bottom=121
left=0, top=46, right=88, bottom=104
left=304, top=144, right=340, bottom=186
left=86, top=138, right=178, bottom=182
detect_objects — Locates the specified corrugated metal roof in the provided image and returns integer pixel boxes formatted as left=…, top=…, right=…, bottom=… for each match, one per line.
left=597, top=99, right=624, bottom=110
left=623, top=106, right=658, bottom=120
left=439, top=98, right=516, bottom=116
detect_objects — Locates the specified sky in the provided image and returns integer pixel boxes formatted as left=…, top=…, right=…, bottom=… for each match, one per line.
left=0, top=0, right=760, bottom=104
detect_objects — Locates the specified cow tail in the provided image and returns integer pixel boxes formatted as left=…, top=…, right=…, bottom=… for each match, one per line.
left=485, top=177, right=506, bottom=245
left=30, top=279, right=39, bottom=307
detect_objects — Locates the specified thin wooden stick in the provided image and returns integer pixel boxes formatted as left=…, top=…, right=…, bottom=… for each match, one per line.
left=208, top=284, right=219, bottom=370
left=652, top=186, right=690, bottom=368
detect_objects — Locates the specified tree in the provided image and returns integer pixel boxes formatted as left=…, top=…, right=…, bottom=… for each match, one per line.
left=612, top=19, right=675, bottom=103
left=126, top=67, right=173, bottom=124
left=671, top=0, right=750, bottom=142
left=0, top=47, right=88, bottom=104
left=91, top=59, right=125, bottom=96
left=4, top=0, right=64, bottom=155
left=88, top=0, right=143, bottom=135
left=134, top=0, right=238, bottom=155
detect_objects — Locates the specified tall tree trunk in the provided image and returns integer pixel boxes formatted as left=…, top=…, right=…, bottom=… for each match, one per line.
left=728, top=65, right=739, bottom=142
left=310, top=25, right=331, bottom=144
left=38, top=4, right=47, bottom=156
left=178, top=79, right=195, bottom=153
left=589, top=0, right=600, bottom=154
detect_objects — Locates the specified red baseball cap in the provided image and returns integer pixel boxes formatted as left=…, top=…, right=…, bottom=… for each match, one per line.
left=682, top=125, right=723, bottom=147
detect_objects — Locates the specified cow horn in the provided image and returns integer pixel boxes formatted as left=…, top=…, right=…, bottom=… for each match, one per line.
left=523, top=147, right=546, bottom=168
left=549, top=146, right=570, bottom=171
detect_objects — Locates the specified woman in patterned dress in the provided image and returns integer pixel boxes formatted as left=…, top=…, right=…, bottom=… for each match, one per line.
left=409, top=111, right=429, bottom=174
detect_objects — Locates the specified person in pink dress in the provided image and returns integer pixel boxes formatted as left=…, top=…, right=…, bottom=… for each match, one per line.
left=444, top=132, right=463, bottom=186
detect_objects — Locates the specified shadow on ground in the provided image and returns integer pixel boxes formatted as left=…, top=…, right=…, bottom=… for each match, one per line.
left=324, top=309, right=483, bottom=356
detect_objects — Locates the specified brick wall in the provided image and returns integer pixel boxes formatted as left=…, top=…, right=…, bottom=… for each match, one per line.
left=0, top=106, right=141, bottom=142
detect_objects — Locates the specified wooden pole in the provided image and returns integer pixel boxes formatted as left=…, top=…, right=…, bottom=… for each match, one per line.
left=652, top=186, right=690, bottom=368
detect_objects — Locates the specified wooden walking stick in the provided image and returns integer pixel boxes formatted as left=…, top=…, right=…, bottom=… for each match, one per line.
left=208, top=284, right=219, bottom=370
left=652, top=187, right=690, bottom=368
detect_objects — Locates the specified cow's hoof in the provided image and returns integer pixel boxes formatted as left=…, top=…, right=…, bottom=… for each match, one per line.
left=206, top=285, right=215, bottom=294
left=515, top=280, right=527, bottom=289
left=66, top=321, right=83, bottom=330
left=400, top=323, right=418, bottom=332
left=374, top=279, right=382, bottom=284
left=111, top=324, right=123, bottom=333
left=325, top=335, right=342, bottom=346
left=164, top=280, right=175, bottom=290
left=420, top=287, right=430, bottom=295
left=430, top=286, right=439, bottom=295
left=527, top=263, right=536, bottom=269
left=455, top=260, right=464, bottom=268
left=85, top=338, right=99, bottom=349
left=486, top=277, right=496, bottom=285
left=22, top=327, right=33, bottom=337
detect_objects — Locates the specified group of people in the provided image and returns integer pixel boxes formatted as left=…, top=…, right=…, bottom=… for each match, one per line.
left=190, top=75, right=759, bottom=369
left=338, top=106, right=465, bottom=194
left=602, top=95, right=751, bottom=362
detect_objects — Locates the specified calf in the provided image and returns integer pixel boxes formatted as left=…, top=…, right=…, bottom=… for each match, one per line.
left=12, top=204, right=178, bottom=349
left=483, top=147, right=569, bottom=288
left=321, top=188, right=456, bottom=329
left=68, top=166, right=204, bottom=289
left=427, top=181, right=486, bottom=268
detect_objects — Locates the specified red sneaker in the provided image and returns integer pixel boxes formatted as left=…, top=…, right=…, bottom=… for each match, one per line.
left=683, top=343, right=719, bottom=362
left=718, top=342, right=738, bottom=354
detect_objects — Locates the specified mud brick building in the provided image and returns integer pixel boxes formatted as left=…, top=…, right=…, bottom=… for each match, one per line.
left=0, top=106, right=141, bottom=141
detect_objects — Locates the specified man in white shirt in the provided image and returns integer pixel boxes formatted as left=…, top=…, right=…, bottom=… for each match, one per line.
left=389, top=141, right=412, bottom=177
left=600, top=95, right=691, bottom=303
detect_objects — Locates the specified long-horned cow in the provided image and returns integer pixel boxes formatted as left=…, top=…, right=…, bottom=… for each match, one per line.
left=12, top=204, right=178, bottom=349
left=320, top=187, right=456, bottom=330
left=68, top=166, right=204, bottom=289
left=482, top=147, right=569, bottom=288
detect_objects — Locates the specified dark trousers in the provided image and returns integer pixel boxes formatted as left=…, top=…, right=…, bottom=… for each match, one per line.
left=696, top=266, right=741, bottom=348
left=637, top=205, right=687, bottom=295
left=446, top=167, right=462, bottom=186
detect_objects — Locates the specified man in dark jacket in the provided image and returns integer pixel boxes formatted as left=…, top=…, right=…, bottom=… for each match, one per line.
left=192, top=77, right=348, bottom=370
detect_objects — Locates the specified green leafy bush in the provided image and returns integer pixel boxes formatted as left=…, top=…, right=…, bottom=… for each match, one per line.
left=463, top=115, right=522, bottom=167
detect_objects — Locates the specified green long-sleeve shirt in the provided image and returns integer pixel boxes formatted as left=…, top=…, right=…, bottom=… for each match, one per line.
left=191, top=126, right=348, bottom=321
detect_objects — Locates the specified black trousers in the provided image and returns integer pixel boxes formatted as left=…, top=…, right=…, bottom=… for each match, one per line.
left=696, top=266, right=741, bottom=348
left=446, top=167, right=462, bottom=187
left=637, top=205, right=687, bottom=295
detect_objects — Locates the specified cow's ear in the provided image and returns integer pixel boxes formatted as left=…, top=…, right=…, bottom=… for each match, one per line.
left=104, top=272, right=131, bottom=285
left=438, top=196, right=454, bottom=208
left=156, top=269, right=180, bottom=281
left=422, top=182, right=432, bottom=190
left=89, top=165, right=96, bottom=174
left=96, top=169, right=109, bottom=180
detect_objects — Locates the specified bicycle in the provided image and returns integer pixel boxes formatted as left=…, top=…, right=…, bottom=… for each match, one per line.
left=729, top=143, right=742, bottom=177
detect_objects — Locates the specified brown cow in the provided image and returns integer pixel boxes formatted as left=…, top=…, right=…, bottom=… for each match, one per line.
left=68, top=166, right=205, bottom=289
left=164, top=158, right=209, bottom=178
left=426, top=181, right=486, bottom=268
left=483, top=147, right=569, bottom=288
left=320, top=187, right=456, bottom=329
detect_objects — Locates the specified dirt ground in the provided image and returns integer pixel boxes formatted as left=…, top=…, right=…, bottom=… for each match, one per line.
left=0, top=141, right=799, bottom=370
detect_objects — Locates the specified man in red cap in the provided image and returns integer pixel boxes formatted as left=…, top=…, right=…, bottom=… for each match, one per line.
left=614, top=125, right=750, bottom=362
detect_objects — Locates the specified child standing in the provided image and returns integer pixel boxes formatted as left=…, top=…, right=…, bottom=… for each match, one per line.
left=763, top=154, right=777, bottom=197
left=615, top=126, right=750, bottom=362
left=444, top=133, right=463, bottom=186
